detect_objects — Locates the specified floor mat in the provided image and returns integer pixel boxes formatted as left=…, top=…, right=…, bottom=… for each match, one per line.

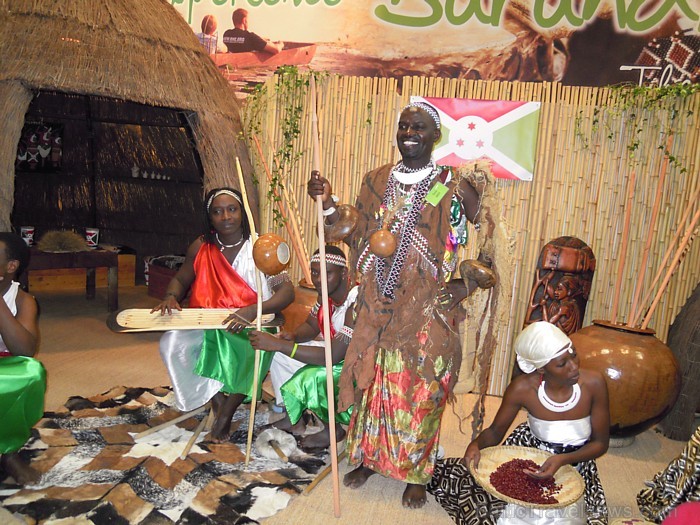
left=0, top=386, right=328, bottom=524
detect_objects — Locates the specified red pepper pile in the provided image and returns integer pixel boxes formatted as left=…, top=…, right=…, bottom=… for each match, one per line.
left=489, top=458, right=562, bottom=505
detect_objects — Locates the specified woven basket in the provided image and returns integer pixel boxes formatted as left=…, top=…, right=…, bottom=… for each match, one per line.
left=469, top=445, right=585, bottom=509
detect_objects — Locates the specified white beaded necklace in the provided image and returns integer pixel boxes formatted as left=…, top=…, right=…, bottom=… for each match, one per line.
left=215, top=233, right=243, bottom=252
left=392, top=159, right=436, bottom=184
left=538, top=381, right=581, bottom=413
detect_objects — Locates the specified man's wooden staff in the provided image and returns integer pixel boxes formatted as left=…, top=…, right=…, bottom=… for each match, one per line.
left=309, top=73, right=342, bottom=518
left=235, top=157, right=265, bottom=468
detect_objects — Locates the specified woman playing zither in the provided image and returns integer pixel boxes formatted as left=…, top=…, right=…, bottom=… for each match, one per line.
left=153, top=188, right=294, bottom=442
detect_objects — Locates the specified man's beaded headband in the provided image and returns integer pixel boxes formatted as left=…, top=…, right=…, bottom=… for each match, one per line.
left=403, top=101, right=441, bottom=130
left=207, top=189, right=242, bottom=212
left=310, top=253, right=347, bottom=267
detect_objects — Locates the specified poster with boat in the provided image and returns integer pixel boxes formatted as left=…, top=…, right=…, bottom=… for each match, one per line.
left=170, top=0, right=700, bottom=90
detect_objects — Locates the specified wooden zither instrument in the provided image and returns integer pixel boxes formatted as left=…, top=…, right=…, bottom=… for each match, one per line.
left=107, top=308, right=283, bottom=333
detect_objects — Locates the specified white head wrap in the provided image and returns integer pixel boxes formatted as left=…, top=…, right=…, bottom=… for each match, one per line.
left=515, top=321, right=574, bottom=374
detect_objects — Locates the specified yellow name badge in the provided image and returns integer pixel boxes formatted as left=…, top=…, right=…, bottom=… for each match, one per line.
left=426, top=182, right=449, bottom=206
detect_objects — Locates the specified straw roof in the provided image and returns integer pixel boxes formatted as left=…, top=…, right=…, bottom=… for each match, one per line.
left=0, top=0, right=256, bottom=231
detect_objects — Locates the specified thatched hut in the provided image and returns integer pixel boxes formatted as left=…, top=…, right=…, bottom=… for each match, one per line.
left=0, top=0, right=256, bottom=268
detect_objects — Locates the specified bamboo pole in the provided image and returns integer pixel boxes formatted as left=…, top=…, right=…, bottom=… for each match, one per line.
left=610, top=170, right=636, bottom=324
left=627, top=135, right=673, bottom=326
left=235, top=157, right=264, bottom=468
left=251, top=134, right=312, bottom=285
left=309, top=73, right=342, bottom=518
left=631, top=184, right=700, bottom=327
left=641, top=206, right=700, bottom=330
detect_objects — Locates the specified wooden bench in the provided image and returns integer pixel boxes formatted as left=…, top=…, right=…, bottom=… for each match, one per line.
left=21, top=248, right=119, bottom=311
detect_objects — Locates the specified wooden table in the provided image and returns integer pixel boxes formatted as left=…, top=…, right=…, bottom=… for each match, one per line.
left=21, top=248, right=119, bottom=311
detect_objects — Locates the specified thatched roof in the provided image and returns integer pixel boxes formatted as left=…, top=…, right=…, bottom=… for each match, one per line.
left=0, top=0, right=256, bottom=230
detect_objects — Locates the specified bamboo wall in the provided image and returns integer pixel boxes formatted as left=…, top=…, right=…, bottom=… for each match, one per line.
left=247, top=75, right=700, bottom=396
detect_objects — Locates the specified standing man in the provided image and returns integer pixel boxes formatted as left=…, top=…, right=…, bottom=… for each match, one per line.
left=307, top=102, right=488, bottom=508
left=222, top=8, right=283, bottom=55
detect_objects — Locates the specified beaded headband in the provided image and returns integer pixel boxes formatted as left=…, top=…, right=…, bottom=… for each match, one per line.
left=207, top=189, right=242, bottom=212
left=310, top=253, right=347, bottom=267
left=403, top=101, right=441, bottom=129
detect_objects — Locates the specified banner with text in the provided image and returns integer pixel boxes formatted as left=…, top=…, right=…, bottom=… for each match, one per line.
left=172, top=0, right=700, bottom=87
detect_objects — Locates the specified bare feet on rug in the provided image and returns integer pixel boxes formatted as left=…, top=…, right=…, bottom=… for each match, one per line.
left=263, top=413, right=306, bottom=436
left=343, top=465, right=375, bottom=489
left=209, top=393, right=245, bottom=442
left=1, top=452, right=41, bottom=485
left=402, top=483, right=428, bottom=509
left=300, top=424, right=346, bottom=449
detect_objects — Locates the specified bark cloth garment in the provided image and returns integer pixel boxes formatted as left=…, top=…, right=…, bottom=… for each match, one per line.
left=427, top=421, right=608, bottom=525
left=273, top=286, right=359, bottom=427
left=340, top=163, right=469, bottom=484
left=159, top=240, right=278, bottom=412
left=637, top=425, right=700, bottom=523
left=0, top=281, right=46, bottom=454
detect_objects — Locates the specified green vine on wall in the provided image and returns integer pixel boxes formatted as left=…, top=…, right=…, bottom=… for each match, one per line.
left=574, top=83, right=700, bottom=174
left=242, top=67, right=327, bottom=228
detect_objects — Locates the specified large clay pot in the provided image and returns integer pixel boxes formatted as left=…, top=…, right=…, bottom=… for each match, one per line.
left=570, top=320, right=682, bottom=437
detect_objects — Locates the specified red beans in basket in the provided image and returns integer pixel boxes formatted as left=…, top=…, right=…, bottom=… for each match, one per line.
left=489, top=458, right=562, bottom=505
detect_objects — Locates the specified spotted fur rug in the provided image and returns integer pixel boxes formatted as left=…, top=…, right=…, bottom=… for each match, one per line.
left=0, top=386, right=328, bottom=524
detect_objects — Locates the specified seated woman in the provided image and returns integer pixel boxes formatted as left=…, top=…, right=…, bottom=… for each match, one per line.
left=0, top=232, right=45, bottom=485
left=428, top=321, right=610, bottom=525
left=153, top=187, right=294, bottom=442
left=249, top=245, right=355, bottom=449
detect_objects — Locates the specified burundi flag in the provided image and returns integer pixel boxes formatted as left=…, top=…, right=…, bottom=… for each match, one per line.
left=411, top=96, right=541, bottom=181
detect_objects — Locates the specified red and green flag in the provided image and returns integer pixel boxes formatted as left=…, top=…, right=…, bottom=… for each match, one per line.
left=411, top=96, right=541, bottom=181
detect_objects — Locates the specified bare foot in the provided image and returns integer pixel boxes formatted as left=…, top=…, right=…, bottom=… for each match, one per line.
left=343, top=465, right=375, bottom=489
left=209, top=393, right=245, bottom=442
left=1, top=453, right=41, bottom=485
left=300, top=425, right=346, bottom=449
left=402, top=483, right=427, bottom=509
left=263, top=413, right=306, bottom=436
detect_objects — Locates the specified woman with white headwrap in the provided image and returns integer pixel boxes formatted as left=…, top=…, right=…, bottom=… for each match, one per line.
left=428, top=321, right=610, bottom=525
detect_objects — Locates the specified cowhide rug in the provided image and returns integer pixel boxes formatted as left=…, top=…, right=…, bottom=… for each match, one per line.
left=0, top=386, right=328, bottom=524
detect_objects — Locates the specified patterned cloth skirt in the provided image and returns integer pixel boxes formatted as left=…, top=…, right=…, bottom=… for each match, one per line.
left=637, top=425, right=700, bottom=522
left=427, top=423, right=608, bottom=525
left=345, top=346, right=451, bottom=485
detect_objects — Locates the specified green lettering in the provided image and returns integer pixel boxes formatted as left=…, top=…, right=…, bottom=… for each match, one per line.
left=444, top=0, right=507, bottom=26
left=212, top=0, right=228, bottom=5
left=375, top=0, right=443, bottom=28
left=617, top=0, right=699, bottom=31
left=532, top=0, right=584, bottom=28
left=171, top=0, right=200, bottom=25
left=247, top=0, right=263, bottom=6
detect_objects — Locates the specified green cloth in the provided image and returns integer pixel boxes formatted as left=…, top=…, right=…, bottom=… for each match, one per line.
left=282, top=361, right=352, bottom=426
left=194, top=328, right=274, bottom=400
left=0, top=356, right=46, bottom=454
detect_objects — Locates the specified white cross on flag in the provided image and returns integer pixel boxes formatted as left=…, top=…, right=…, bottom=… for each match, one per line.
left=411, top=96, right=541, bottom=181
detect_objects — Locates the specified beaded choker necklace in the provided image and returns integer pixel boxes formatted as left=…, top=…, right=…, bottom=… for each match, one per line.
left=216, top=233, right=243, bottom=252
left=392, top=159, right=436, bottom=184
left=538, top=381, right=581, bottom=413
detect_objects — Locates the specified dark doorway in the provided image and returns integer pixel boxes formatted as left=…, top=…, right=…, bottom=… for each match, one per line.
left=12, top=91, right=205, bottom=281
